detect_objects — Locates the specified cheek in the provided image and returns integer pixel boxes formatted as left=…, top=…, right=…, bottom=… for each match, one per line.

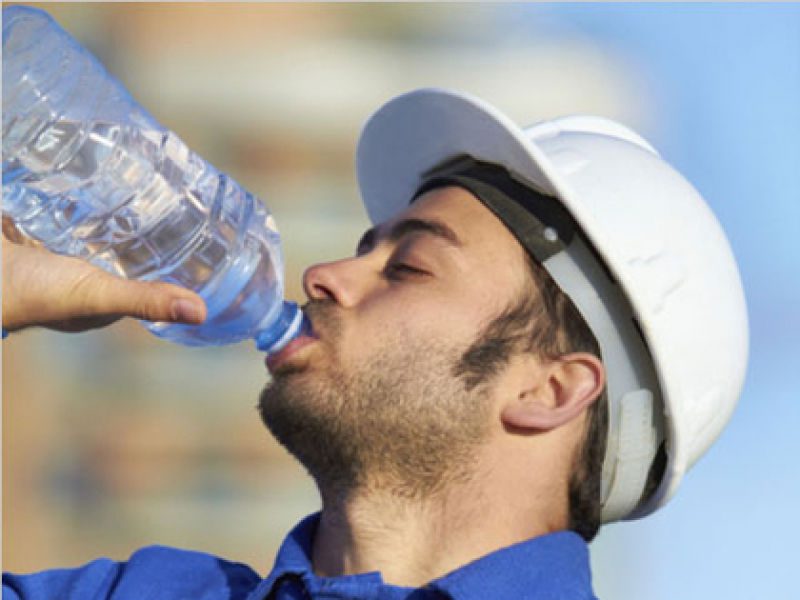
left=351, top=286, right=505, bottom=356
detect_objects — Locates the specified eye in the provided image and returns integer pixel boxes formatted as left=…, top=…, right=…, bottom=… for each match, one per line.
left=384, top=262, right=429, bottom=280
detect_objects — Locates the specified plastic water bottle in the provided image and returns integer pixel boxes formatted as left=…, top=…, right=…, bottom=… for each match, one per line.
left=2, top=5, right=306, bottom=352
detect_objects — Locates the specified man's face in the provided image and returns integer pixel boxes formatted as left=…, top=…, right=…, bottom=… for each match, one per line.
left=259, top=186, right=533, bottom=500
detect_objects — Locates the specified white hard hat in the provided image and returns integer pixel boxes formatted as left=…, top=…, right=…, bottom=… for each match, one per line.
left=355, top=88, right=748, bottom=522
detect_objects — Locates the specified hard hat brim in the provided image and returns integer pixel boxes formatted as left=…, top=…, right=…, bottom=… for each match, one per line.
left=357, top=87, right=564, bottom=226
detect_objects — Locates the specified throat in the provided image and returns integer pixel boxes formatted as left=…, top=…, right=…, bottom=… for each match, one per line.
left=311, top=483, right=500, bottom=587
left=308, top=440, right=569, bottom=588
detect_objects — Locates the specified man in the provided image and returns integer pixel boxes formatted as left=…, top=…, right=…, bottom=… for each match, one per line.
left=3, top=89, right=748, bottom=599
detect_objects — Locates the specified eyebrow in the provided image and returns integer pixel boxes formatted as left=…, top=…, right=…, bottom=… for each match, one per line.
left=356, top=218, right=462, bottom=254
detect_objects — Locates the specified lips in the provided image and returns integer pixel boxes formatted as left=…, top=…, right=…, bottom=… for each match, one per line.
left=265, top=329, right=318, bottom=374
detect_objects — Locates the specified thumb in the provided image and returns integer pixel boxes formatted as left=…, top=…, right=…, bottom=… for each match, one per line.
left=83, top=274, right=208, bottom=325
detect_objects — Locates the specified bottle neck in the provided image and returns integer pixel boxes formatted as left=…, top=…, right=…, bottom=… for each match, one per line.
left=255, top=301, right=306, bottom=353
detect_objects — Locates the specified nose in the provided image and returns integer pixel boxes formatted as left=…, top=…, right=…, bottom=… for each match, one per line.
left=302, top=257, right=371, bottom=308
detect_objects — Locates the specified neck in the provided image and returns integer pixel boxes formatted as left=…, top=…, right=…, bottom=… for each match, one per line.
left=310, top=445, right=568, bottom=587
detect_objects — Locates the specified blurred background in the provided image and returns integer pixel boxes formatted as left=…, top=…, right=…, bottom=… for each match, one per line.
left=2, top=3, right=798, bottom=598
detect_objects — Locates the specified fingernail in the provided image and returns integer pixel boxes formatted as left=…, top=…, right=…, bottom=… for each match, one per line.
left=172, top=299, right=204, bottom=324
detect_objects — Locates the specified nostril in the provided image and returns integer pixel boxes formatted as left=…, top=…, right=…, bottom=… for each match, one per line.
left=311, top=281, right=336, bottom=301
left=302, top=263, right=338, bottom=303
left=302, top=257, right=364, bottom=308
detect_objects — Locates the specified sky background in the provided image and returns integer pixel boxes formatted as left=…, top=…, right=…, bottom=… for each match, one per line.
left=3, top=4, right=799, bottom=599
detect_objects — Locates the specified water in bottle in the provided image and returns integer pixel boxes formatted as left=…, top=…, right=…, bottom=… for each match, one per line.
left=2, top=5, right=307, bottom=352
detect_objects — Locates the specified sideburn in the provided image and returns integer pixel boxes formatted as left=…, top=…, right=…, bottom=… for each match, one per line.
left=453, top=285, right=547, bottom=391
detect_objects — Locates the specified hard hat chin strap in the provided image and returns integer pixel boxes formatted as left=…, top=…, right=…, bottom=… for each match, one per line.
left=415, top=156, right=666, bottom=522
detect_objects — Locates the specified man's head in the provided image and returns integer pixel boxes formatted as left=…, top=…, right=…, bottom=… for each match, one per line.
left=352, top=89, right=748, bottom=524
left=259, top=185, right=606, bottom=539
left=261, top=86, right=747, bottom=538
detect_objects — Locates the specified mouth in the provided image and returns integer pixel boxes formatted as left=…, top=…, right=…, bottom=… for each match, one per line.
left=265, top=319, right=318, bottom=374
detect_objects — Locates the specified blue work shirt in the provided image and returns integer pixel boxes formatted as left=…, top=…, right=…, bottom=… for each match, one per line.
left=3, top=513, right=597, bottom=599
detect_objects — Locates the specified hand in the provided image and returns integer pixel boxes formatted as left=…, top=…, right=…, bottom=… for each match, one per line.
left=2, top=233, right=207, bottom=334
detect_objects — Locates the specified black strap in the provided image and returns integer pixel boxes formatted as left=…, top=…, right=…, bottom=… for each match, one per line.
left=414, top=155, right=576, bottom=262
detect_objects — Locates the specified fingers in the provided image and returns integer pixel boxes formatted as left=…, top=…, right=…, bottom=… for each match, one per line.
left=2, top=235, right=209, bottom=333
left=170, top=296, right=207, bottom=324
left=79, top=274, right=208, bottom=325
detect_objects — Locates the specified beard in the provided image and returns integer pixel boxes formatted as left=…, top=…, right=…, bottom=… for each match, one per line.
left=258, top=300, right=495, bottom=502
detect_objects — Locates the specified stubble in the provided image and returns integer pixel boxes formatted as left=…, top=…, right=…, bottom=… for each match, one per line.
left=258, top=300, right=494, bottom=503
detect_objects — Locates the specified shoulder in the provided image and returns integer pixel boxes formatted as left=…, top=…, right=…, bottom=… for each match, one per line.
left=3, top=545, right=261, bottom=600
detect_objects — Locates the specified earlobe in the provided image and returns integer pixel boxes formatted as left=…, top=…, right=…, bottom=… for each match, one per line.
left=500, top=353, right=605, bottom=432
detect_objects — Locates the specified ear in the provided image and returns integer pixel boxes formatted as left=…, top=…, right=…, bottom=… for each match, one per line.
left=501, top=353, right=605, bottom=432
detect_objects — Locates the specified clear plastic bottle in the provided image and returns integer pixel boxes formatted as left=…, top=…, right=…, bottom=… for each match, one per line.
left=2, top=5, right=306, bottom=352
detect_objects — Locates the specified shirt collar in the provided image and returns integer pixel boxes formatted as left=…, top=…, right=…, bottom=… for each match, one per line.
left=250, top=513, right=415, bottom=600
left=252, top=512, right=595, bottom=600
left=428, top=529, right=595, bottom=600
